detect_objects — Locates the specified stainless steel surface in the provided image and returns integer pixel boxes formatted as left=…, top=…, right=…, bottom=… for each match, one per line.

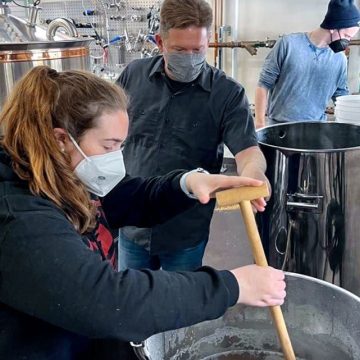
left=0, top=3, right=10, bottom=16
left=0, top=47, right=90, bottom=109
left=136, top=273, right=360, bottom=359
left=0, top=5, right=92, bottom=109
left=26, top=5, right=41, bottom=27
left=256, top=122, right=360, bottom=296
left=0, top=12, right=92, bottom=49
left=46, top=18, right=78, bottom=40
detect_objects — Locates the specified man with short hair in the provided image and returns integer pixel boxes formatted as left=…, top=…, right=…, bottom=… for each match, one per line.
left=255, top=0, right=360, bottom=128
left=117, top=0, right=268, bottom=271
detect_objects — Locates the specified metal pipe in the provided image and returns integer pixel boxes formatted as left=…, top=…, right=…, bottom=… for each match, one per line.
left=26, top=5, right=41, bottom=27
left=46, top=18, right=78, bottom=40
left=210, top=39, right=360, bottom=48
left=209, top=39, right=277, bottom=56
left=209, top=40, right=277, bottom=48
left=218, top=0, right=222, bottom=69
left=220, top=0, right=223, bottom=28
left=0, top=3, right=10, bottom=15
left=218, top=26, right=223, bottom=68
left=213, top=0, right=218, bottom=67
left=231, top=0, right=239, bottom=79
left=217, top=0, right=229, bottom=70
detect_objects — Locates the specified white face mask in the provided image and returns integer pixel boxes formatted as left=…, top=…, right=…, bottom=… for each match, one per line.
left=69, top=135, right=126, bottom=197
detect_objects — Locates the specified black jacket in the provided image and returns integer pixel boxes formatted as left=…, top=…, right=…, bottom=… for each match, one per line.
left=0, top=149, right=239, bottom=359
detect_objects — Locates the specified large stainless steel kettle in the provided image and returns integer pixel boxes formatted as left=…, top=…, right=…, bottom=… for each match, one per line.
left=256, top=121, right=360, bottom=297
left=135, top=273, right=360, bottom=359
left=0, top=2, right=93, bottom=109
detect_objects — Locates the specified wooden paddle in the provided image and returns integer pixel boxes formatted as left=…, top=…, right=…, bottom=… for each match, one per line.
left=216, top=184, right=296, bottom=360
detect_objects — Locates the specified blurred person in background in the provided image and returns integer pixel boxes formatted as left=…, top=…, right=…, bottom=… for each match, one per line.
left=255, top=0, right=360, bottom=128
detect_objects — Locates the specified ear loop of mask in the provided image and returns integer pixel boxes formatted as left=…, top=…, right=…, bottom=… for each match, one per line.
left=68, top=134, right=91, bottom=162
left=331, top=30, right=342, bottom=42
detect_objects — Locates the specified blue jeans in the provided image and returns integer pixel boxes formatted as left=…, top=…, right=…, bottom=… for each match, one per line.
left=118, top=232, right=207, bottom=271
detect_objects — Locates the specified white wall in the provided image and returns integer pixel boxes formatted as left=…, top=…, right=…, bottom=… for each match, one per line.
left=209, top=0, right=360, bottom=103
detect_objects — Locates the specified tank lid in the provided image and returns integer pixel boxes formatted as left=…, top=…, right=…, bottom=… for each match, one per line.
left=257, top=121, right=360, bottom=152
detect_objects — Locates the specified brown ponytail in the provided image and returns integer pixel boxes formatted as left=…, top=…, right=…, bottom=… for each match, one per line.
left=0, top=66, right=127, bottom=233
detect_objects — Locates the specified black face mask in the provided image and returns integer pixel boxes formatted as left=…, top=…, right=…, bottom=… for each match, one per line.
left=329, top=30, right=350, bottom=53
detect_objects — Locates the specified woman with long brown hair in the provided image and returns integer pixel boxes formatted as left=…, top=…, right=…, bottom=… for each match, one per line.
left=0, top=66, right=286, bottom=359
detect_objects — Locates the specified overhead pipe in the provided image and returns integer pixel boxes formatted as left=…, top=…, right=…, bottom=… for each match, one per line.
left=210, top=37, right=360, bottom=59
left=209, top=39, right=277, bottom=56
left=46, top=17, right=78, bottom=40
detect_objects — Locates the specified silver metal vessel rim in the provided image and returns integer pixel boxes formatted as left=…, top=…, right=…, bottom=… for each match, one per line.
left=285, top=272, right=360, bottom=302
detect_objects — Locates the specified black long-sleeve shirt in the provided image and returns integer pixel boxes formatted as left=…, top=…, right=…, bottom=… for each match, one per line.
left=0, top=149, right=239, bottom=359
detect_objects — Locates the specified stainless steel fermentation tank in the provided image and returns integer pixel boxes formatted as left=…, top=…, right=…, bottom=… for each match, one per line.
left=0, top=3, right=92, bottom=109
left=256, top=121, right=360, bottom=296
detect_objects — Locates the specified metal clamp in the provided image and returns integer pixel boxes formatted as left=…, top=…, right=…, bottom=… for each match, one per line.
left=286, top=193, right=323, bottom=213
left=286, top=201, right=319, bottom=209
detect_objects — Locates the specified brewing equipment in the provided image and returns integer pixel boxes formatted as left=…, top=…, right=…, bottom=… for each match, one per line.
left=257, top=122, right=360, bottom=296
left=0, top=1, right=92, bottom=109
left=135, top=273, right=360, bottom=359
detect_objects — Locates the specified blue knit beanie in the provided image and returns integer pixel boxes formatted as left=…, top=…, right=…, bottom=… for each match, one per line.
left=321, top=0, right=360, bottom=29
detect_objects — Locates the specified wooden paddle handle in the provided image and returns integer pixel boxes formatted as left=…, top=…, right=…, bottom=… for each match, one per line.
left=239, top=200, right=296, bottom=360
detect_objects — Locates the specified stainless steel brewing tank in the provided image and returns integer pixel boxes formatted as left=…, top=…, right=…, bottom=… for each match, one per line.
left=0, top=6, right=92, bottom=108
left=256, top=121, right=360, bottom=296
left=136, top=273, right=360, bottom=359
